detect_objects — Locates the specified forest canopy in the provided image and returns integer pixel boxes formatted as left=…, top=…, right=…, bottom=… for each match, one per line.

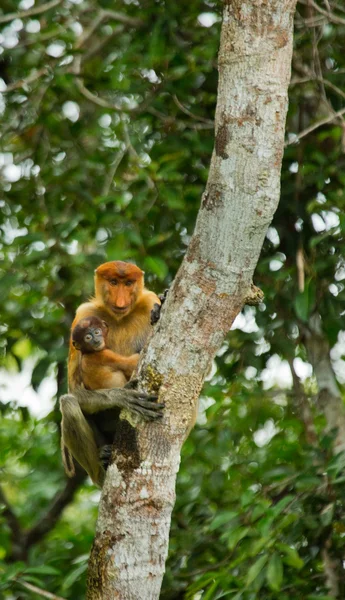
left=1, top=1, right=345, bottom=598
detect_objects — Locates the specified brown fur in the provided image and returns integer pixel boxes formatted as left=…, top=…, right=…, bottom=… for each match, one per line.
left=68, top=261, right=159, bottom=391
left=72, top=316, right=139, bottom=391
left=62, top=261, right=160, bottom=486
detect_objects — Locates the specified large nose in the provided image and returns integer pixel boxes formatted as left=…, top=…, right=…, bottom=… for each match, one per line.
left=115, top=285, right=128, bottom=308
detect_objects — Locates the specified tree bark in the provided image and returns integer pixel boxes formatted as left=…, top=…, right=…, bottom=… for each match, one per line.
left=305, top=314, right=345, bottom=454
left=87, top=1, right=297, bottom=598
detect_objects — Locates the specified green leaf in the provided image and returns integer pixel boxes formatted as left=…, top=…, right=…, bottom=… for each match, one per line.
left=0, top=275, right=18, bottom=302
left=202, top=580, right=218, bottom=600
left=143, top=256, right=168, bottom=281
left=271, top=494, right=294, bottom=517
left=24, top=565, right=61, bottom=576
left=20, top=575, right=46, bottom=586
left=249, top=536, right=273, bottom=556
left=61, top=563, right=88, bottom=591
left=276, top=543, right=304, bottom=569
left=209, top=511, right=238, bottom=531
left=149, top=20, right=166, bottom=66
left=266, top=553, right=283, bottom=591
left=0, top=562, right=26, bottom=582
left=293, top=280, right=316, bottom=322
left=31, top=357, right=51, bottom=391
left=246, top=554, right=268, bottom=586
left=11, top=338, right=32, bottom=360
left=226, top=527, right=250, bottom=550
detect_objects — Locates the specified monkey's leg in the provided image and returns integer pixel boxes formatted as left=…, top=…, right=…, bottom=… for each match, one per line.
left=60, top=394, right=105, bottom=487
left=109, top=371, right=128, bottom=388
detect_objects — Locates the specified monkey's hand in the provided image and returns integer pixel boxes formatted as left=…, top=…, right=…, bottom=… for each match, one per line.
left=150, top=288, right=169, bottom=325
left=73, top=387, right=164, bottom=420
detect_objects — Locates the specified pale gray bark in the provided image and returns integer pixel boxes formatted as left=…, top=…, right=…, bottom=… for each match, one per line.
left=87, top=2, right=297, bottom=598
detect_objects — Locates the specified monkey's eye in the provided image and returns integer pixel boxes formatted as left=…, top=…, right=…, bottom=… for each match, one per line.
left=94, top=329, right=101, bottom=335
left=110, top=279, right=118, bottom=286
left=125, top=280, right=134, bottom=287
left=84, top=334, right=93, bottom=342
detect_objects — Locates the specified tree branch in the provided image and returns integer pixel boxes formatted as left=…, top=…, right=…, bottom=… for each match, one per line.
left=286, top=105, right=345, bottom=145
left=17, top=580, right=66, bottom=600
left=100, top=9, right=143, bottom=28
left=74, top=11, right=107, bottom=50
left=75, top=9, right=141, bottom=50
left=75, top=78, right=124, bottom=111
left=101, top=145, right=128, bottom=196
left=172, top=94, right=214, bottom=125
left=3, top=68, right=49, bottom=93
left=122, top=121, right=157, bottom=192
left=298, top=0, right=345, bottom=26
left=2, top=6, right=141, bottom=93
left=0, top=0, right=62, bottom=24
left=290, top=75, right=345, bottom=102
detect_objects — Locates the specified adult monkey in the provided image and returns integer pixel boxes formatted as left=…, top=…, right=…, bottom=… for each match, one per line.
left=60, top=261, right=163, bottom=487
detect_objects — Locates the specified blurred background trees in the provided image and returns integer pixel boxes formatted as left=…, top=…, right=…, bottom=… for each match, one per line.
left=1, top=1, right=345, bottom=598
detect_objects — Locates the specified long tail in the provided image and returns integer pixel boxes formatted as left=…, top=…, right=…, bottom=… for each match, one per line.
left=61, top=439, right=75, bottom=478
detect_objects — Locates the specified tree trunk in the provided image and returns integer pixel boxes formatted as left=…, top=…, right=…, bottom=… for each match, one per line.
left=305, top=314, right=345, bottom=454
left=87, top=1, right=297, bottom=598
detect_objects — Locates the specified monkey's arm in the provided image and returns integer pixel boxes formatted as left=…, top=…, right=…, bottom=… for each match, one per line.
left=70, top=387, right=164, bottom=420
left=99, top=350, right=139, bottom=379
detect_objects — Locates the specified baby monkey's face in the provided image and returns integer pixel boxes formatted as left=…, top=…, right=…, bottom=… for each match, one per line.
left=72, top=317, right=109, bottom=353
left=83, top=326, right=106, bottom=352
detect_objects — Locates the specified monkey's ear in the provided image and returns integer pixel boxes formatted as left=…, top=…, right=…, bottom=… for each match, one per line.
left=72, top=341, right=81, bottom=350
left=101, top=320, right=108, bottom=330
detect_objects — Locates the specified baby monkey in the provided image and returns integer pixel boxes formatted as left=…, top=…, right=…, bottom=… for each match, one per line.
left=72, top=316, right=139, bottom=390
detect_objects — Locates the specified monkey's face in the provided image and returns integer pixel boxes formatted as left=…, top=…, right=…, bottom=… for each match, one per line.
left=81, top=326, right=106, bottom=352
left=95, top=262, right=144, bottom=320
left=72, top=318, right=108, bottom=353
left=104, top=278, right=142, bottom=319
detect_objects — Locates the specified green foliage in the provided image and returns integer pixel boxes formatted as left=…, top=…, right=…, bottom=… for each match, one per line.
left=1, top=0, right=345, bottom=599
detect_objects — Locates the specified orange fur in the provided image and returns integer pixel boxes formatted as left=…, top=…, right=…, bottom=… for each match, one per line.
left=80, top=350, right=131, bottom=390
left=68, top=261, right=159, bottom=391
left=72, top=316, right=139, bottom=390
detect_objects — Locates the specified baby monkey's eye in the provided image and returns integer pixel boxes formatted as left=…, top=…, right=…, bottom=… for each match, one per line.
left=94, top=329, right=101, bottom=335
left=84, top=334, right=92, bottom=341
